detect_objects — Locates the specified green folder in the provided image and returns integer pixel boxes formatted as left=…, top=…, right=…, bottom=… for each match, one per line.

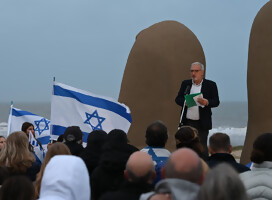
left=184, top=93, right=202, bottom=108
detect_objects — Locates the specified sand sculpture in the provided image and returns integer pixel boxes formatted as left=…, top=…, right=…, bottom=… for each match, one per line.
left=240, top=1, right=272, bottom=164
left=118, top=20, right=205, bottom=150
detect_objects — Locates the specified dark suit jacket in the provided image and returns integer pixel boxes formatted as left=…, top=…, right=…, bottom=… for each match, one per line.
left=175, top=79, right=220, bottom=130
left=207, top=153, right=250, bottom=173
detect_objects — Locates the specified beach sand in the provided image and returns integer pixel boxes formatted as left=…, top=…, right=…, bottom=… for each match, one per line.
left=232, top=146, right=243, bottom=162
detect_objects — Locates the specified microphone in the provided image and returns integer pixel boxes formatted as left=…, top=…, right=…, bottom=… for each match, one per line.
left=184, top=85, right=191, bottom=95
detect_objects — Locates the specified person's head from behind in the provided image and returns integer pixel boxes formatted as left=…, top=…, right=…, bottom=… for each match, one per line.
left=4, top=131, right=29, bottom=153
left=107, top=129, right=128, bottom=144
left=0, top=175, right=35, bottom=200
left=0, top=136, right=6, bottom=150
left=35, top=143, right=71, bottom=199
left=44, top=143, right=71, bottom=161
left=0, top=131, right=34, bottom=172
left=163, top=148, right=203, bottom=185
left=63, top=126, right=83, bottom=144
left=39, top=155, right=90, bottom=200
left=87, top=130, right=107, bottom=148
left=175, top=126, right=204, bottom=157
left=57, top=134, right=64, bottom=143
left=250, top=133, right=272, bottom=164
left=21, top=122, right=35, bottom=137
left=124, top=151, right=155, bottom=184
left=208, top=132, right=232, bottom=154
left=198, top=163, right=248, bottom=200
left=145, top=120, right=168, bottom=148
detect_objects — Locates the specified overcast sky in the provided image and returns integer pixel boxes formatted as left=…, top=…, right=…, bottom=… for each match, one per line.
left=0, top=0, right=268, bottom=103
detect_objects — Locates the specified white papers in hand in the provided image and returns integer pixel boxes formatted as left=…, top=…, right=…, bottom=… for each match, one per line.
left=193, top=94, right=204, bottom=108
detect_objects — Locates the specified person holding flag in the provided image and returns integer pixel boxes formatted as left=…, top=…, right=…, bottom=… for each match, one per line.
left=21, top=122, right=45, bottom=164
left=8, top=105, right=51, bottom=163
left=21, top=122, right=43, bottom=150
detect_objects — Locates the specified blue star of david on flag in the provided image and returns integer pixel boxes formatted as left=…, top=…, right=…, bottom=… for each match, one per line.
left=34, top=118, right=50, bottom=135
left=84, top=110, right=106, bottom=131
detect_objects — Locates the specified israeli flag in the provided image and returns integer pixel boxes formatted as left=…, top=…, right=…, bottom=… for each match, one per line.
left=28, top=131, right=45, bottom=163
left=50, top=82, right=132, bottom=142
left=7, top=105, right=51, bottom=150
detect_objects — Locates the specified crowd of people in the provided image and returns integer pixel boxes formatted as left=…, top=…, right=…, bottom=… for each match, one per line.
left=0, top=120, right=271, bottom=200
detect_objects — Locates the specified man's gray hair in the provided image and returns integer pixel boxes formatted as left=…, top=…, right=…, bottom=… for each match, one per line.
left=198, top=163, right=248, bottom=200
left=191, top=62, right=205, bottom=71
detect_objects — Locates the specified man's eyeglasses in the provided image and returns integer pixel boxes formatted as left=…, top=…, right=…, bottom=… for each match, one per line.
left=190, top=69, right=200, bottom=73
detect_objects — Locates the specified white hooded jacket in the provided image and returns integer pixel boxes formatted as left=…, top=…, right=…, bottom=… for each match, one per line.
left=240, top=161, right=272, bottom=200
left=39, top=155, right=90, bottom=200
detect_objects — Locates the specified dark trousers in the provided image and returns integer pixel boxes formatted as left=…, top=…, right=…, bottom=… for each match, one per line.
left=184, top=119, right=209, bottom=160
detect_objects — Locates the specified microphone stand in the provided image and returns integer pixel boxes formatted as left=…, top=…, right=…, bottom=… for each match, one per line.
left=178, top=100, right=186, bottom=130
left=177, top=85, right=191, bottom=130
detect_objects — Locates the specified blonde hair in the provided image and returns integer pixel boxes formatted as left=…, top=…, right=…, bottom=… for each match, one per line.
left=0, top=131, right=35, bottom=173
left=35, top=143, right=71, bottom=199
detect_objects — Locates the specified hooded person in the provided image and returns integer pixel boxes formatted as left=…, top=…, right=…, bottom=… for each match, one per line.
left=80, top=130, right=108, bottom=177
left=63, top=126, right=84, bottom=156
left=99, top=151, right=155, bottom=200
left=91, top=129, right=138, bottom=200
left=39, top=155, right=90, bottom=200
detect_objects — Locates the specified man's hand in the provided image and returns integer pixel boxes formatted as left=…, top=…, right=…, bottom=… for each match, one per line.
left=197, top=97, right=208, bottom=106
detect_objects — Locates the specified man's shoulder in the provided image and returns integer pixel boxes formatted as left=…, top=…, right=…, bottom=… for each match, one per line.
left=182, top=79, right=192, bottom=83
left=181, top=79, right=192, bottom=85
left=203, top=79, right=217, bottom=85
left=182, top=79, right=217, bottom=85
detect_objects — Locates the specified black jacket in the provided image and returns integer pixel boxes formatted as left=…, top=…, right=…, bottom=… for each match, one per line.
left=80, top=145, right=102, bottom=177
left=64, top=142, right=84, bottom=156
left=99, top=181, right=154, bottom=200
left=207, top=153, right=250, bottom=173
left=91, top=142, right=138, bottom=200
left=175, top=79, right=220, bottom=130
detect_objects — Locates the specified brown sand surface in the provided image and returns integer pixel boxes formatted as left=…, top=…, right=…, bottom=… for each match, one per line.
left=232, top=148, right=242, bottom=163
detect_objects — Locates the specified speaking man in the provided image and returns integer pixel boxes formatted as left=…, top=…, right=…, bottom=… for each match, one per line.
left=175, top=62, right=220, bottom=158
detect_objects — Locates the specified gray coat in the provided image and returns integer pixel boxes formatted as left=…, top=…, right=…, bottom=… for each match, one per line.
left=240, top=161, right=272, bottom=200
left=140, top=178, right=199, bottom=200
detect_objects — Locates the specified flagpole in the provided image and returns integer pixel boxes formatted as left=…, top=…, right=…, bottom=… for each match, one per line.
left=7, top=101, right=14, bottom=137
left=50, top=77, right=55, bottom=139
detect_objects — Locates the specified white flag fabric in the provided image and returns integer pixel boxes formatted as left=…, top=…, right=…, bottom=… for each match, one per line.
left=29, top=131, right=45, bottom=163
left=50, top=82, right=132, bottom=142
left=8, top=106, right=51, bottom=150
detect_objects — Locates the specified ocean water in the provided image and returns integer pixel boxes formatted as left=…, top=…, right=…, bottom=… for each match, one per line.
left=210, top=101, right=248, bottom=146
left=0, top=101, right=248, bottom=146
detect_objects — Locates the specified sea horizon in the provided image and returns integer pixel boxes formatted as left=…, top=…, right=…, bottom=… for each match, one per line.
left=0, top=101, right=248, bottom=125
left=0, top=101, right=248, bottom=146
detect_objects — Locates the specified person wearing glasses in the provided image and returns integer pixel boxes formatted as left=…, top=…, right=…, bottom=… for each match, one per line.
left=175, top=62, right=220, bottom=159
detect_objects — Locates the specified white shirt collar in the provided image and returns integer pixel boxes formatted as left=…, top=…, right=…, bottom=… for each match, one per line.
left=192, top=79, right=203, bottom=86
